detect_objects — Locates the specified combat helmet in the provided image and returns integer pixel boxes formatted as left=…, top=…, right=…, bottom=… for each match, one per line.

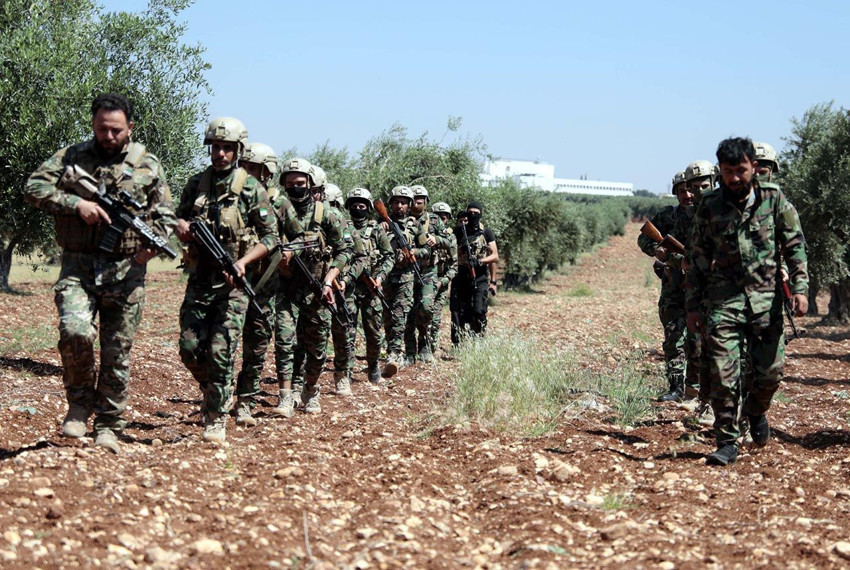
left=203, top=117, right=249, bottom=155
left=310, top=165, right=327, bottom=189
left=410, top=185, right=429, bottom=200
left=325, top=183, right=343, bottom=208
left=431, top=201, right=452, bottom=216
left=671, top=171, right=686, bottom=195
left=753, top=141, right=780, bottom=173
left=389, top=185, right=414, bottom=202
left=346, top=187, right=373, bottom=210
left=684, top=160, right=717, bottom=188
left=280, top=157, right=315, bottom=204
left=242, top=142, right=278, bottom=174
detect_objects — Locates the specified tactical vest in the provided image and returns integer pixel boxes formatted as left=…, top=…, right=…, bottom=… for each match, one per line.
left=434, top=230, right=456, bottom=277
left=298, top=201, right=330, bottom=280
left=458, top=226, right=490, bottom=268
left=189, top=167, right=258, bottom=260
left=390, top=215, right=422, bottom=270
left=55, top=141, right=151, bottom=255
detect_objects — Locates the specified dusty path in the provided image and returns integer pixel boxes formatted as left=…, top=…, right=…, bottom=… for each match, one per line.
left=0, top=222, right=849, bottom=569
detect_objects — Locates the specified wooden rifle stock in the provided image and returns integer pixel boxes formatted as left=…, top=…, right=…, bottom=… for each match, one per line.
left=640, top=221, right=686, bottom=256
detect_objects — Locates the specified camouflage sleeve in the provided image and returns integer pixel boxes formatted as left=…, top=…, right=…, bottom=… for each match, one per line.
left=342, top=227, right=369, bottom=287
left=141, top=154, right=177, bottom=240
left=413, top=220, right=431, bottom=261
left=375, top=225, right=395, bottom=281
left=445, top=234, right=459, bottom=282
left=324, top=210, right=353, bottom=272
left=275, top=197, right=305, bottom=241
left=684, top=204, right=711, bottom=313
left=24, top=147, right=83, bottom=215
left=776, top=191, right=808, bottom=296
left=244, top=178, right=278, bottom=249
left=175, top=174, right=201, bottom=220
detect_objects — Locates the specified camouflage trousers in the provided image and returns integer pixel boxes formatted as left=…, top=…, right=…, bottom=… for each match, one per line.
left=705, top=295, right=785, bottom=445
left=429, top=280, right=450, bottom=351
left=330, top=288, right=359, bottom=374
left=383, top=270, right=415, bottom=355
left=404, top=265, right=439, bottom=357
left=53, top=252, right=146, bottom=433
left=236, top=273, right=278, bottom=399
left=347, top=283, right=386, bottom=369
left=658, top=293, right=687, bottom=389
left=450, top=270, right=489, bottom=345
left=179, top=280, right=248, bottom=414
left=276, top=288, right=330, bottom=385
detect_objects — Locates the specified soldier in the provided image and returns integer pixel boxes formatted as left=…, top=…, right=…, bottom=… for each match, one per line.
left=234, top=142, right=305, bottom=426
left=342, top=188, right=395, bottom=384
left=272, top=158, right=352, bottom=415
left=753, top=141, right=780, bottom=183
left=686, top=137, right=808, bottom=466
left=404, top=185, right=446, bottom=364
left=451, top=202, right=498, bottom=345
left=638, top=171, right=688, bottom=402
left=24, top=93, right=176, bottom=453
left=429, top=202, right=458, bottom=354
left=381, top=185, right=431, bottom=378
left=175, top=117, right=278, bottom=443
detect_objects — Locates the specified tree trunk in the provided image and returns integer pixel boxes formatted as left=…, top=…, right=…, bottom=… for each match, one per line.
left=0, top=239, right=15, bottom=292
left=807, top=276, right=820, bottom=316
left=827, top=279, right=850, bottom=323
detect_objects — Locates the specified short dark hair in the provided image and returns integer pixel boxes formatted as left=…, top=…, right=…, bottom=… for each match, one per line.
left=91, top=93, right=133, bottom=122
left=716, top=137, right=756, bottom=166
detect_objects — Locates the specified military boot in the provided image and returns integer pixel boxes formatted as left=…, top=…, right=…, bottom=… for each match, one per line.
left=748, top=414, right=770, bottom=447
left=706, top=443, right=738, bottom=466
left=235, top=397, right=258, bottom=427
left=270, top=389, right=294, bottom=418
left=657, top=374, right=685, bottom=403
left=404, top=353, right=417, bottom=367
left=202, top=411, right=227, bottom=444
left=335, top=371, right=352, bottom=396
left=418, top=344, right=434, bottom=364
left=94, top=428, right=120, bottom=454
left=301, top=384, right=321, bottom=414
left=61, top=403, right=90, bottom=438
left=367, top=362, right=382, bottom=385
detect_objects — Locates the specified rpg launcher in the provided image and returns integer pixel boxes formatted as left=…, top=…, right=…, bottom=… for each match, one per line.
left=59, top=165, right=177, bottom=259
left=374, top=199, right=425, bottom=286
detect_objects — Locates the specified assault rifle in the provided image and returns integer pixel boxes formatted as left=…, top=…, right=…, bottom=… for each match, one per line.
left=360, top=274, right=391, bottom=311
left=639, top=220, right=686, bottom=256
left=188, top=220, right=264, bottom=314
left=781, top=280, right=803, bottom=342
left=289, top=250, right=350, bottom=329
left=374, top=199, right=424, bottom=286
left=458, top=220, right=478, bottom=279
left=253, top=238, right=321, bottom=293
left=332, top=279, right=355, bottom=327
left=59, top=165, right=177, bottom=259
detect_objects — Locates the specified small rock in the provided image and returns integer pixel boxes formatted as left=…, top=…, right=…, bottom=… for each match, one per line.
left=356, top=528, right=378, bottom=539
left=30, top=477, right=51, bottom=488
left=585, top=494, right=604, bottom=506
left=274, top=466, right=303, bottom=479
left=0, top=550, right=17, bottom=562
left=191, top=538, right=224, bottom=556
left=33, top=487, right=54, bottom=498
left=795, top=517, right=812, bottom=527
left=658, top=562, right=675, bottom=570
left=497, top=465, right=518, bottom=476
left=3, top=530, right=21, bottom=546
left=833, top=542, right=850, bottom=560
left=144, top=546, right=174, bottom=563
left=117, top=533, right=139, bottom=550
left=46, top=499, right=64, bottom=520
left=643, top=462, right=655, bottom=469
left=151, top=438, right=163, bottom=447
left=107, top=544, right=132, bottom=557
left=243, top=506, right=259, bottom=514
left=550, top=460, right=580, bottom=482
left=341, top=431, right=355, bottom=439
left=662, top=472, right=680, bottom=481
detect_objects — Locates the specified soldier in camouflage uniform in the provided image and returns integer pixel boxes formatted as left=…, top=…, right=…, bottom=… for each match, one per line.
left=24, top=93, right=176, bottom=453
left=381, top=186, right=431, bottom=378
left=429, top=202, right=458, bottom=354
left=271, top=159, right=352, bottom=415
left=686, top=137, right=808, bottom=466
left=324, top=181, right=369, bottom=395
left=451, top=202, right=498, bottom=345
left=638, top=171, right=688, bottom=402
left=234, top=142, right=305, bottom=426
left=403, top=185, right=447, bottom=364
left=340, top=188, right=395, bottom=384
left=175, top=117, right=278, bottom=443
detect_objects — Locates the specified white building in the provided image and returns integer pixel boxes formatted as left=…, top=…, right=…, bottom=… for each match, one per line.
left=481, top=159, right=633, bottom=197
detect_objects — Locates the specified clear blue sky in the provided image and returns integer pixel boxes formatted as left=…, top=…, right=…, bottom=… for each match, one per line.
left=105, top=0, right=850, bottom=194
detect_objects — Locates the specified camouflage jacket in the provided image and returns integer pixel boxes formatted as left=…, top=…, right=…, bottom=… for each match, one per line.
left=637, top=205, right=682, bottom=293
left=348, top=219, right=394, bottom=285
left=389, top=213, right=431, bottom=275
left=685, top=181, right=808, bottom=314
left=435, top=228, right=458, bottom=284
left=25, top=139, right=176, bottom=255
left=414, top=210, right=446, bottom=269
left=328, top=204, right=368, bottom=290
left=289, top=200, right=353, bottom=282
left=177, top=166, right=278, bottom=276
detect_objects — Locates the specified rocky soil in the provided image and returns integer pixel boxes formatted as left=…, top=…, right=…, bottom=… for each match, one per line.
left=1, top=222, right=849, bottom=569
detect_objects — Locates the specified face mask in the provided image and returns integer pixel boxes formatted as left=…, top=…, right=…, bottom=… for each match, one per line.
left=286, top=186, right=310, bottom=203
left=350, top=208, right=369, bottom=222
left=467, top=212, right=482, bottom=230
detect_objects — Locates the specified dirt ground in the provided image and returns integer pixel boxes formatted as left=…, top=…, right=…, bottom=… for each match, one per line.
left=1, top=222, right=849, bottom=569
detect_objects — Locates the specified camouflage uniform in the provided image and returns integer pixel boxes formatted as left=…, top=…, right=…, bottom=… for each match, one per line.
left=328, top=207, right=369, bottom=385
left=637, top=204, right=687, bottom=396
left=404, top=210, right=447, bottom=361
left=176, top=166, right=278, bottom=416
left=430, top=226, right=458, bottom=352
left=383, top=214, right=430, bottom=367
left=686, top=181, right=808, bottom=446
left=236, top=182, right=304, bottom=402
left=25, top=140, right=176, bottom=435
left=277, top=200, right=352, bottom=396
left=345, top=214, right=395, bottom=379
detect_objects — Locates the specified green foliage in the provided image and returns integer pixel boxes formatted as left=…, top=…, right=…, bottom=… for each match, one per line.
left=0, top=0, right=209, bottom=285
left=780, top=102, right=850, bottom=290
